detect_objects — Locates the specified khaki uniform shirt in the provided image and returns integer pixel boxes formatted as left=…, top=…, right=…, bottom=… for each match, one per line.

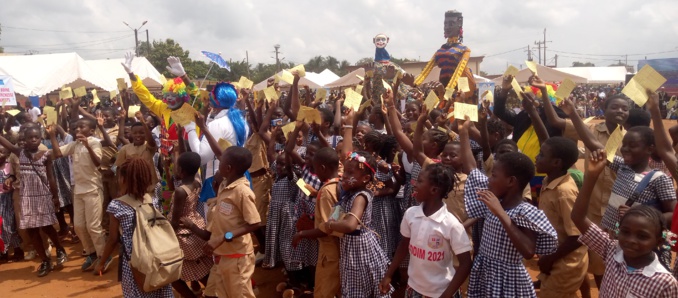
left=59, top=137, right=102, bottom=194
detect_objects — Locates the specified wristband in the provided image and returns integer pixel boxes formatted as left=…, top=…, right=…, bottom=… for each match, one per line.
left=224, top=232, right=233, bottom=242
left=342, top=125, right=353, bottom=129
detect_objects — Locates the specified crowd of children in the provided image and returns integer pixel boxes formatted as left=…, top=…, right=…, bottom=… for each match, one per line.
left=2, top=51, right=678, bottom=298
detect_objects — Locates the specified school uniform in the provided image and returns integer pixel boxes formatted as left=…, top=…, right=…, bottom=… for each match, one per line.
left=401, top=203, right=472, bottom=298
left=314, top=178, right=342, bottom=298
left=537, top=174, right=589, bottom=298
left=244, top=134, right=272, bottom=226
left=204, top=177, right=260, bottom=298
left=59, top=137, right=105, bottom=257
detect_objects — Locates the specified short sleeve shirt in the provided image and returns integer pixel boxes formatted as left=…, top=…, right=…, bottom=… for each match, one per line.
left=206, top=177, right=261, bottom=255
left=539, top=174, right=581, bottom=243
left=401, top=204, right=472, bottom=297
left=59, top=136, right=102, bottom=194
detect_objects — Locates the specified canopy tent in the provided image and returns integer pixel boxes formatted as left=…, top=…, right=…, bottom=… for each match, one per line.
left=555, top=66, right=627, bottom=84
left=420, top=66, right=492, bottom=84
left=491, top=64, right=588, bottom=84
left=325, top=68, right=365, bottom=88
left=253, top=71, right=323, bottom=91
left=86, top=57, right=165, bottom=89
left=0, top=52, right=115, bottom=97
left=305, top=69, right=340, bottom=87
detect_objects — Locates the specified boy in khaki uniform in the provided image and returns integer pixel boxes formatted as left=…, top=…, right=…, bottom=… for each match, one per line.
left=293, top=147, right=343, bottom=297
left=201, top=147, right=261, bottom=298
left=535, top=137, right=588, bottom=298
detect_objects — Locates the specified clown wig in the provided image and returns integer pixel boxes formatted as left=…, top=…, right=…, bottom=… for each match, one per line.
left=210, top=82, right=248, bottom=147
left=162, top=77, right=191, bottom=104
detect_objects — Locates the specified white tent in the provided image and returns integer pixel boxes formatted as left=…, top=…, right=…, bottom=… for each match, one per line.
left=0, top=52, right=116, bottom=97
left=491, top=64, right=588, bottom=84
left=253, top=71, right=323, bottom=91
left=555, top=66, right=627, bottom=84
left=325, top=68, right=365, bottom=88
left=87, top=57, right=165, bottom=89
left=421, top=66, right=492, bottom=84
left=305, top=69, right=340, bottom=87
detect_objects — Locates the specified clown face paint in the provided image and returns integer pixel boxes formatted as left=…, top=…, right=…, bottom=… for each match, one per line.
left=373, top=34, right=389, bottom=48
left=443, top=11, right=463, bottom=39
left=164, top=92, right=184, bottom=110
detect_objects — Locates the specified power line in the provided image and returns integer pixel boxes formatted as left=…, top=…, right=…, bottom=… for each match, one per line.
left=2, top=33, right=133, bottom=48
left=484, top=46, right=528, bottom=58
left=0, top=25, right=128, bottom=34
left=550, top=49, right=678, bottom=57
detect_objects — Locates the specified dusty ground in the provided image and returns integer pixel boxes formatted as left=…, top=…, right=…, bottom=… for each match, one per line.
left=2, top=119, right=675, bottom=297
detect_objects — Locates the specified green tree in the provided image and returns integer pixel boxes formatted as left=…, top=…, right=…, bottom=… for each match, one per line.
left=338, top=60, right=350, bottom=75
left=572, top=61, right=595, bottom=67
left=479, top=71, right=489, bottom=77
left=355, top=57, right=373, bottom=66
left=305, top=56, right=325, bottom=73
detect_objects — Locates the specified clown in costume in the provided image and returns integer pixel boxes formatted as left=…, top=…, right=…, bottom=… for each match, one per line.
left=122, top=52, right=199, bottom=213
left=369, top=33, right=408, bottom=104
left=184, top=82, right=249, bottom=214
left=404, top=10, right=476, bottom=95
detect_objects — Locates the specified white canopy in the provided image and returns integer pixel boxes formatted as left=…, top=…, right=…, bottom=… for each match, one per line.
left=305, top=69, right=340, bottom=87
left=491, top=64, right=588, bottom=84
left=0, top=52, right=116, bottom=97
left=421, top=66, right=492, bottom=84
left=325, top=68, right=365, bottom=88
left=555, top=66, right=628, bottom=84
left=253, top=71, right=324, bottom=91
left=86, top=57, right=165, bottom=89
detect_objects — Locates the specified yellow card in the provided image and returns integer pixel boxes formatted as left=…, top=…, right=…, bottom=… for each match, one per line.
left=6, top=109, right=21, bottom=116
left=73, top=86, right=87, bottom=97
left=605, top=125, right=625, bottom=163
left=315, top=88, right=327, bottom=103
left=622, top=65, right=667, bottom=107
left=424, top=91, right=439, bottom=112
left=237, top=76, right=254, bottom=90
left=92, top=89, right=100, bottom=104
left=582, top=116, right=595, bottom=124
left=454, top=102, right=479, bottom=122
left=481, top=90, right=494, bottom=102
left=511, top=78, right=524, bottom=101
left=200, top=90, right=210, bottom=102
left=280, top=70, right=295, bottom=85
left=358, top=100, right=372, bottom=114
left=298, top=106, right=322, bottom=124
left=127, top=105, right=141, bottom=119
left=290, top=64, right=306, bottom=77
left=555, top=78, right=576, bottom=100
left=117, top=78, right=127, bottom=91
left=217, top=138, right=233, bottom=151
left=170, top=103, right=198, bottom=126
left=109, top=89, right=119, bottom=99
left=44, top=106, right=58, bottom=125
left=504, top=65, right=520, bottom=77
left=296, top=179, right=311, bottom=196
left=668, top=98, right=677, bottom=109
left=343, top=89, right=363, bottom=111
left=355, top=85, right=364, bottom=94
left=457, top=77, right=470, bottom=93
left=356, top=74, right=364, bottom=81
left=281, top=122, right=296, bottom=139
left=444, top=88, right=455, bottom=101
left=382, top=80, right=392, bottom=90
left=525, top=60, right=538, bottom=76
left=264, top=86, right=279, bottom=102
left=366, top=70, right=374, bottom=77
left=59, top=87, right=73, bottom=100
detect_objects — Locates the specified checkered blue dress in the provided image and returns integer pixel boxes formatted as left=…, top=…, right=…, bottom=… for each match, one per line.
left=339, top=190, right=393, bottom=298
left=401, top=161, right=422, bottom=214
left=0, top=164, right=20, bottom=253
left=290, top=167, right=322, bottom=267
left=18, top=150, right=57, bottom=229
left=264, top=170, right=303, bottom=272
left=464, top=169, right=558, bottom=298
left=371, top=168, right=401, bottom=259
left=107, top=200, right=174, bottom=298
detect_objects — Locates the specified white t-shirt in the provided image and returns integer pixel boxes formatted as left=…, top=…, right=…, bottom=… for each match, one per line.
left=401, top=203, right=472, bottom=297
left=28, top=106, right=41, bottom=122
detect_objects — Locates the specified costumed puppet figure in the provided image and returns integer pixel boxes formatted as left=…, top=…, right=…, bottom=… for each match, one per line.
left=369, top=33, right=408, bottom=104
left=406, top=10, right=476, bottom=96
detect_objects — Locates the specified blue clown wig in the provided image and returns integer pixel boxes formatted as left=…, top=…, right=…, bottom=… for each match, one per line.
left=210, top=82, right=248, bottom=147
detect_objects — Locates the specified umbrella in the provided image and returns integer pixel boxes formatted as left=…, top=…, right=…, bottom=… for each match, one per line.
left=201, top=51, right=230, bottom=71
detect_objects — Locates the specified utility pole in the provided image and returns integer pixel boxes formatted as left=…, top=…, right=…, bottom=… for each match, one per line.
left=543, top=28, right=552, bottom=66
left=534, top=40, right=542, bottom=64
left=554, top=54, right=558, bottom=67
left=123, top=21, right=147, bottom=57
left=525, top=45, right=533, bottom=61
left=273, top=44, right=281, bottom=72
left=145, top=30, right=150, bottom=56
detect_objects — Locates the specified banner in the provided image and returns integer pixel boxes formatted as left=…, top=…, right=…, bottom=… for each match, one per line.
left=0, top=76, right=18, bottom=106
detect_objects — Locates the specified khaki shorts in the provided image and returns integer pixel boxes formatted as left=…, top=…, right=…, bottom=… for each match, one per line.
left=204, top=254, right=256, bottom=298
left=251, top=174, right=272, bottom=226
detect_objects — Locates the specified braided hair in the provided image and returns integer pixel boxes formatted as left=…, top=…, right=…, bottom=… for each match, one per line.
left=424, top=163, right=455, bottom=198
left=621, top=205, right=665, bottom=240
left=427, top=128, right=450, bottom=155
left=118, top=156, right=155, bottom=200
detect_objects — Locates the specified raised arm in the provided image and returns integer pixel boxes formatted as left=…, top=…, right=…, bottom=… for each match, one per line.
left=493, top=75, right=519, bottom=127
left=96, top=112, right=115, bottom=147
left=0, top=134, right=20, bottom=156
left=194, top=112, right=224, bottom=159
left=459, top=116, right=477, bottom=174
left=333, top=97, right=345, bottom=129
left=117, top=108, right=130, bottom=145
left=257, top=100, right=277, bottom=145
left=571, top=149, right=607, bottom=234
left=384, top=90, right=414, bottom=157
left=531, top=76, right=566, bottom=131
left=284, top=121, right=306, bottom=166
left=342, top=110, right=355, bottom=160
left=522, top=93, right=549, bottom=145
left=286, top=73, right=301, bottom=121
left=647, top=91, right=678, bottom=178
left=412, top=105, right=429, bottom=165
left=136, top=111, right=157, bottom=151
left=560, top=99, right=604, bottom=151
left=478, top=101, right=492, bottom=160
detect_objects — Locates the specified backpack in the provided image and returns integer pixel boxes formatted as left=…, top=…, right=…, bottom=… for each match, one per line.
left=117, top=194, right=184, bottom=292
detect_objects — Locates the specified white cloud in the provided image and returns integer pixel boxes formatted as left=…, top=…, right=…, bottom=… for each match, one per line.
left=1, top=0, right=677, bottom=75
